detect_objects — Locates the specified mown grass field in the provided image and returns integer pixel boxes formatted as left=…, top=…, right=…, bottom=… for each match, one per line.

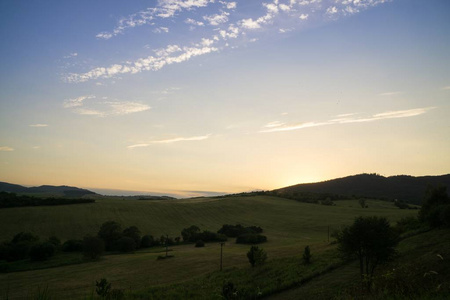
left=0, top=196, right=418, bottom=299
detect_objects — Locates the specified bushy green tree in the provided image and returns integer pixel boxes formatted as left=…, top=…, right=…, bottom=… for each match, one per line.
left=98, top=221, right=122, bottom=251
left=247, top=246, right=267, bottom=267
left=116, top=236, right=136, bottom=253
left=123, top=226, right=141, bottom=249
left=140, top=235, right=155, bottom=248
left=337, top=216, right=398, bottom=289
left=30, top=242, right=56, bottom=261
left=181, top=225, right=201, bottom=242
left=62, top=239, right=83, bottom=252
left=419, top=185, right=450, bottom=228
left=83, top=235, right=105, bottom=260
left=195, top=240, right=205, bottom=247
left=236, top=234, right=267, bottom=244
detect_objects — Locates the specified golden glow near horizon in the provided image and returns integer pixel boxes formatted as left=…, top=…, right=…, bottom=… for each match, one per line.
left=1, top=1, right=450, bottom=196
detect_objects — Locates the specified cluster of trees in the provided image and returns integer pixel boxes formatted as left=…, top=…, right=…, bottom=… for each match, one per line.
left=181, top=225, right=227, bottom=243
left=0, top=232, right=61, bottom=262
left=393, top=199, right=413, bottom=209
left=217, top=224, right=267, bottom=245
left=181, top=224, right=267, bottom=246
left=217, top=224, right=262, bottom=237
left=332, top=185, right=449, bottom=293
left=93, top=221, right=175, bottom=255
left=0, top=221, right=174, bottom=263
left=419, top=185, right=450, bottom=228
left=0, top=192, right=95, bottom=208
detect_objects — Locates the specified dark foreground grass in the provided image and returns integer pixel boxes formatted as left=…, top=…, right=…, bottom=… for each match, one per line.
left=130, top=244, right=343, bottom=299
left=267, top=228, right=450, bottom=300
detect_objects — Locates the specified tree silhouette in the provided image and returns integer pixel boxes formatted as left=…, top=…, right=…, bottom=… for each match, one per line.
left=337, top=216, right=398, bottom=290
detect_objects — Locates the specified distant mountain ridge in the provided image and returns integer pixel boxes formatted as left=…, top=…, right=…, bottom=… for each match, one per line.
left=0, top=182, right=97, bottom=198
left=275, top=173, right=450, bottom=205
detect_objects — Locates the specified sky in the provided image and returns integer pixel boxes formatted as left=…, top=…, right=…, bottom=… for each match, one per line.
left=0, top=0, right=449, bottom=197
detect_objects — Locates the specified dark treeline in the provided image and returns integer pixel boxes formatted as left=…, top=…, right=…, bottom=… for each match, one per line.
left=275, top=173, right=450, bottom=205
left=0, top=221, right=267, bottom=269
left=0, top=192, right=95, bottom=208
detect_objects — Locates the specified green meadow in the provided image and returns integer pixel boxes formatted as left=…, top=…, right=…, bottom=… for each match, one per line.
left=0, top=196, right=418, bottom=299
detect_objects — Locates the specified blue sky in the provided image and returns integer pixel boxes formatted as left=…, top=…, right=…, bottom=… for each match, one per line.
left=1, top=0, right=449, bottom=196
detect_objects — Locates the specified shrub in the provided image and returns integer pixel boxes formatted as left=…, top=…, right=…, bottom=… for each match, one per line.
left=394, top=199, right=410, bottom=209
left=195, top=240, right=205, bottom=247
left=302, top=245, right=311, bottom=265
left=122, top=226, right=141, bottom=249
left=222, top=281, right=238, bottom=299
left=116, top=236, right=136, bottom=253
left=395, top=216, right=422, bottom=234
left=358, top=198, right=366, bottom=208
left=441, top=205, right=450, bottom=227
left=321, top=198, right=335, bottom=206
left=62, top=239, right=83, bottom=252
left=30, top=242, right=56, bottom=261
left=0, top=242, right=10, bottom=261
left=236, top=234, right=267, bottom=244
left=247, top=246, right=267, bottom=267
left=109, top=288, right=125, bottom=300
left=47, top=236, right=61, bottom=249
left=96, top=278, right=111, bottom=298
left=140, top=235, right=155, bottom=248
left=83, top=235, right=105, bottom=260
left=11, top=232, right=39, bottom=244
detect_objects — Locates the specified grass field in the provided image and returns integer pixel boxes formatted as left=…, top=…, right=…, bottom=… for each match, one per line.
left=0, top=196, right=418, bottom=299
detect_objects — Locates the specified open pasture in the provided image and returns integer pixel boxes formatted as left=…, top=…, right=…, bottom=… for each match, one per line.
left=0, top=196, right=418, bottom=299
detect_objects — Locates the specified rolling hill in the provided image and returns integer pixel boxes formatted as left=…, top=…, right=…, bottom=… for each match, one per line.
left=0, top=182, right=97, bottom=198
left=274, top=173, right=450, bottom=205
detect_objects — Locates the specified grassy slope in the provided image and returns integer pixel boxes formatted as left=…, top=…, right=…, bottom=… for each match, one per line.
left=0, top=196, right=417, bottom=299
left=267, top=228, right=450, bottom=300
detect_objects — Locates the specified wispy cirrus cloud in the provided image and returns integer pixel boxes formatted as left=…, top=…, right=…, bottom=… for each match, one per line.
left=64, top=95, right=95, bottom=108
left=63, top=52, right=78, bottom=59
left=127, top=134, right=211, bottom=148
left=96, top=0, right=216, bottom=40
left=63, top=95, right=150, bottom=117
left=29, top=124, right=49, bottom=127
left=261, top=107, right=435, bottom=133
left=67, top=0, right=391, bottom=83
left=0, top=146, right=14, bottom=151
left=379, top=91, right=403, bottom=96
left=65, top=43, right=219, bottom=83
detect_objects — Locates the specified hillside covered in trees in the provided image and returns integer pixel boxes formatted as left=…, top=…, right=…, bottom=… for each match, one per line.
left=275, top=173, right=450, bottom=205
left=0, top=182, right=97, bottom=198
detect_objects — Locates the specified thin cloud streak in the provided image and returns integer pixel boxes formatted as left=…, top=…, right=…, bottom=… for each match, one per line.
left=29, top=124, right=49, bottom=127
left=379, top=91, right=403, bottom=96
left=0, top=146, right=14, bottom=151
left=261, top=107, right=435, bottom=133
left=65, top=44, right=219, bottom=83
left=64, top=95, right=150, bottom=117
left=127, top=134, right=211, bottom=149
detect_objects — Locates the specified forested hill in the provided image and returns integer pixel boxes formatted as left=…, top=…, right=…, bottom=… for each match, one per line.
left=0, top=182, right=97, bottom=198
left=274, top=174, right=450, bottom=205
